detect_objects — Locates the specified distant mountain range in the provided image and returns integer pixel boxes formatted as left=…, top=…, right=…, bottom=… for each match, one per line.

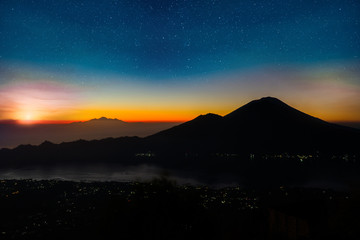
left=0, top=118, right=180, bottom=149
left=2, top=97, right=359, bottom=154
left=0, top=97, right=359, bottom=186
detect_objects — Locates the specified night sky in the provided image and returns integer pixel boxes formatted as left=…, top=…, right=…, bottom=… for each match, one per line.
left=0, top=0, right=359, bottom=122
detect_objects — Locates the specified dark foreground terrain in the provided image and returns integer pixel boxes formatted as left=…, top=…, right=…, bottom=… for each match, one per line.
left=0, top=178, right=359, bottom=240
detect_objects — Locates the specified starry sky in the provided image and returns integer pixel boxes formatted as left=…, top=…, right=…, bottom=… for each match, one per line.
left=0, top=0, right=359, bottom=122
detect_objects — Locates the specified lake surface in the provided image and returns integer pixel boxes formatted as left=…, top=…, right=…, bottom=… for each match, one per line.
left=0, top=164, right=352, bottom=190
left=0, top=165, right=204, bottom=185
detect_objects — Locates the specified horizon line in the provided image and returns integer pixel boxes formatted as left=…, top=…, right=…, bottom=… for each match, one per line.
left=1, top=119, right=360, bottom=126
left=0, top=119, right=187, bottom=125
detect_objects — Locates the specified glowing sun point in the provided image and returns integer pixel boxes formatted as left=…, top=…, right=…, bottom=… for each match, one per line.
left=25, top=113, right=32, bottom=121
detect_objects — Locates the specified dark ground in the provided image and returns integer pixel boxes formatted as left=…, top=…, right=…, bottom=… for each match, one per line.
left=0, top=178, right=359, bottom=240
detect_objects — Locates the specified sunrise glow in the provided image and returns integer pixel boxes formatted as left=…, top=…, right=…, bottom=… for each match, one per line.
left=0, top=0, right=359, bottom=124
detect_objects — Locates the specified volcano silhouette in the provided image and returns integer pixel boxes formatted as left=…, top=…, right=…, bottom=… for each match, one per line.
left=1, top=97, right=359, bottom=169
left=149, top=97, right=359, bottom=153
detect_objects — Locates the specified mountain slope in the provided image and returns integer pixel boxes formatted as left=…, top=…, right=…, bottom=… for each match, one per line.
left=0, top=118, right=179, bottom=149
left=150, top=113, right=223, bottom=140
left=148, top=97, right=360, bottom=153
left=1, top=97, right=359, bottom=168
left=1, top=97, right=359, bottom=186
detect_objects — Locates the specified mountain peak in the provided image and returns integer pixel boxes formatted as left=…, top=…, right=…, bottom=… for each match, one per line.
left=40, top=140, right=54, bottom=147
left=250, top=96, right=287, bottom=106
left=224, top=96, right=291, bottom=119
left=89, top=117, right=123, bottom=122
left=183, top=113, right=222, bottom=126
left=99, top=117, right=109, bottom=120
left=258, top=96, right=282, bottom=102
left=194, top=113, right=222, bottom=120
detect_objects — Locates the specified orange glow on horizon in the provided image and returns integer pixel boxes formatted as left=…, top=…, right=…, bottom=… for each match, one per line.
left=3, top=100, right=360, bottom=125
left=1, top=62, right=359, bottom=126
left=7, top=107, right=360, bottom=125
left=15, top=120, right=81, bottom=125
left=60, top=107, right=204, bottom=123
left=13, top=119, right=187, bottom=124
left=8, top=118, right=189, bottom=125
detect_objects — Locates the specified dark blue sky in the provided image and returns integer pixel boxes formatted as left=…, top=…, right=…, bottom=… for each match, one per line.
left=0, top=0, right=360, bottom=122
left=1, top=0, right=359, bottom=80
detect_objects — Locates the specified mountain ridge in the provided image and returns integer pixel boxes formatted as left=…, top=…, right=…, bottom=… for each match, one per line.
left=1, top=97, right=359, bottom=154
left=148, top=96, right=360, bottom=153
left=1, top=97, right=359, bottom=186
